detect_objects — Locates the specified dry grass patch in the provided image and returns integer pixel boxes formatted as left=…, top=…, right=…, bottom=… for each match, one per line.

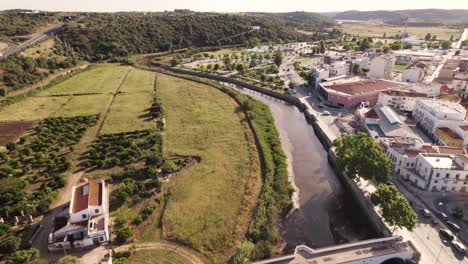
left=52, top=94, right=113, bottom=117
left=119, top=68, right=155, bottom=93
left=0, top=96, right=69, bottom=121
left=156, top=73, right=260, bottom=260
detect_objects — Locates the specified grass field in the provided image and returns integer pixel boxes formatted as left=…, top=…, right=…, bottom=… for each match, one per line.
left=52, top=94, right=113, bottom=117
left=0, top=96, right=69, bottom=121
left=39, top=65, right=130, bottom=95
left=119, top=68, right=155, bottom=93
left=394, top=64, right=410, bottom=71
left=128, top=249, right=193, bottom=264
left=157, top=73, right=259, bottom=259
left=340, top=21, right=462, bottom=40
left=22, top=38, right=63, bottom=60
left=100, top=92, right=155, bottom=134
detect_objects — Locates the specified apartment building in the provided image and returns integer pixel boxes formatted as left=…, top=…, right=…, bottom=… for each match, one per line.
left=368, top=54, right=396, bottom=80
left=452, top=72, right=468, bottom=100
left=378, top=90, right=427, bottom=112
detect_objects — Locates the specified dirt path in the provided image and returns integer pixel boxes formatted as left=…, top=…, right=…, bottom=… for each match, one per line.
left=115, top=242, right=205, bottom=264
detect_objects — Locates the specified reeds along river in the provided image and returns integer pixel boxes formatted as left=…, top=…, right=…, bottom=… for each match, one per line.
left=232, top=86, right=377, bottom=250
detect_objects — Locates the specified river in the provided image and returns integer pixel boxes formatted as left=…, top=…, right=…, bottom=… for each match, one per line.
left=229, top=85, right=377, bottom=250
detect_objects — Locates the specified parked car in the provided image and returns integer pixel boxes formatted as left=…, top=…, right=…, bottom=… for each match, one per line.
left=437, top=211, right=449, bottom=220
left=440, top=228, right=455, bottom=241
left=446, top=221, right=461, bottom=233
left=451, top=241, right=466, bottom=253
left=420, top=208, right=431, bottom=217
left=322, top=111, right=331, bottom=116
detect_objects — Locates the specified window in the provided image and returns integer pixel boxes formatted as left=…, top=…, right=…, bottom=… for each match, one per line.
left=452, top=187, right=456, bottom=191
left=456, top=174, right=460, bottom=179
left=436, top=173, right=440, bottom=177
left=464, top=182, right=467, bottom=185
left=82, top=214, right=87, bottom=219
left=99, top=236, right=105, bottom=242
left=95, top=209, right=99, bottom=214
left=442, top=186, right=447, bottom=191
left=405, top=162, right=409, bottom=166
left=434, top=180, right=438, bottom=183
left=446, top=173, right=450, bottom=178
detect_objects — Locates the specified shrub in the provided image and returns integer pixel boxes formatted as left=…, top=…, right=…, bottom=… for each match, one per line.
left=57, top=256, right=80, bottom=264
left=132, top=216, right=143, bottom=225
left=7, top=248, right=40, bottom=264
left=0, top=236, right=21, bottom=255
left=115, top=226, right=133, bottom=242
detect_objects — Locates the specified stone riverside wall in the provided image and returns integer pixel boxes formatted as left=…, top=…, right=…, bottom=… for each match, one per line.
left=153, top=65, right=391, bottom=237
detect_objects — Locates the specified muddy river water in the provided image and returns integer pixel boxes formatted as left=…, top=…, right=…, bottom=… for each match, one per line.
left=231, top=86, right=377, bottom=250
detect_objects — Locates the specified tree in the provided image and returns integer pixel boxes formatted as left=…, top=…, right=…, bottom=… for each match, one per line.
left=0, top=236, right=21, bottom=255
left=371, top=184, right=417, bottom=231
left=441, top=40, right=451, bottom=50
left=57, top=256, right=80, bottom=264
left=274, top=50, right=282, bottom=67
left=425, top=33, right=431, bottom=41
left=305, top=73, right=316, bottom=87
left=7, top=248, right=39, bottom=264
left=450, top=35, right=454, bottom=41
left=236, top=63, right=245, bottom=73
left=359, top=38, right=370, bottom=51
left=333, top=133, right=391, bottom=183
left=319, top=40, right=326, bottom=53
left=115, top=226, right=133, bottom=242
left=432, top=35, right=437, bottom=41
left=390, top=41, right=402, bottom=50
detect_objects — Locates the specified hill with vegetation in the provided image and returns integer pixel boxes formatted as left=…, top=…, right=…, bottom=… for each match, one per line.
left=248, top=11, right=336, bottom=31
left=0, top=11, right=57, bottom=38
left=331, top=9, right=468, bottom=25
left=56, top=12, right=307, bottom=60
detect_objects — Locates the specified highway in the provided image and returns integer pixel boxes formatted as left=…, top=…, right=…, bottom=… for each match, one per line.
left=0, top=23, right=63, bottom=59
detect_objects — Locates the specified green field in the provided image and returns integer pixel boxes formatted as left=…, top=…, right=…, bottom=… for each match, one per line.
left=128, top=249, right=193, bottom=264
left=0, top=96, right=69, bottom=121
left=394, top=64, right=410, bottom=71
left=100, top=92, right=155, bottom=134
left=52, top=94, right=113, bottom=117
left=157, top=73, right=259, bottom=258
left=120, top=68, right=155, bottom=93
left=39, top=65, right=130, bottom=95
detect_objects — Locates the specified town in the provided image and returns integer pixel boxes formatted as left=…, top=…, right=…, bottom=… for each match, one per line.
left=0, top=4, right=468, bottom=264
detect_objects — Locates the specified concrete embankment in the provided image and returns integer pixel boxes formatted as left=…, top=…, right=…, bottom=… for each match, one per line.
left=154, top=65, right=391, bottom=239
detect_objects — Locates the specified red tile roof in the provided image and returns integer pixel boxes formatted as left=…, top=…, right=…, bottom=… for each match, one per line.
left=404, top=150, right=420, bottom=158
left=365, top=109, right=379, bottom=118
left=325, top=80, right=406, bottom=96
left=380, top=90, right=426, bottom=98
left=438, top=146, right=465, bottom=155
left=459, top=125, right=468, bottom=131
left=71, top=181, right=103, bottom=214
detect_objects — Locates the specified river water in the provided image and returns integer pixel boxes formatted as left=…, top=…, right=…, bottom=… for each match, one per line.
left=230, top=85, right=377, bottom=250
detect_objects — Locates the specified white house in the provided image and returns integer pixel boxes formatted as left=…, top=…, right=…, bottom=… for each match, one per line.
left=408, top=83, right=441, bottom=97
left=412, top=99, right=468, bottom=136
left=378, top=90, right=427, bottom=112
left=329, top=61, right=350, bottom=76
left=48, top=180, right=109, bottom=251
left=368, top=54, right=396, bottom=80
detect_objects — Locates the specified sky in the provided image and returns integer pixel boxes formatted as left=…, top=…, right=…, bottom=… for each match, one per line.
left=1, top=0, right=468, bottom=13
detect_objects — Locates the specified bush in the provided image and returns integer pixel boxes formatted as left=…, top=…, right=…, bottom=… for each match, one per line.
left=132, top=216, right=143, bottom=225
left=57, top=256, right=80, bottom=264
left=0, top=236, right=21, bottom=255
left=115, top=226, right=133, bottom=242
left=7, top=248, right=39, bottom=264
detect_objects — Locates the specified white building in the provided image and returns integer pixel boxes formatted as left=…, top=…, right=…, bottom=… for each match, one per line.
left=452, top=72, right=468, bottom=100
left=412, top=99, right=467, bottom=136
left=329, top=61, right=350, bottom=76
left=368, top=54, right=396, bottom=80
left=48, top=180, right=109, bottom=251
left=311, top=65, right=330, bottom=82
left=378, top=90, right=427, bottom=112
left=408, top=83, right=441, bottom=97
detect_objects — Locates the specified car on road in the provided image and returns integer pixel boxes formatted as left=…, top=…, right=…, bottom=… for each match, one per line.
left=440, top=228, right=455, bottom=241
left=451, top=241, right=466, bottom=253
left=437, top=211, right=449, bottom=220
left=446, top=221, right=461, bottom=233
left=420, top=208, right=431, bottom=217
left=322, top=111, right=331, bottom=116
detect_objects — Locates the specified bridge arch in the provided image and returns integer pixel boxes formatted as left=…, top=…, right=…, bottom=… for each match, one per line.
left=381, top=257, right=406, bottom=264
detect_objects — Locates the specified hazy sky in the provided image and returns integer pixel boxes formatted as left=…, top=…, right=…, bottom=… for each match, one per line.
left=1, top=0, right=468, bottom=12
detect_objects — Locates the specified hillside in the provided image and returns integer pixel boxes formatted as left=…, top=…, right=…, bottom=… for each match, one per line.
left=0, top=11, right=57, bottom=38
left=248, top=11, right=335, bottom=31
left=332, top=9, right=468, bottom=25
left=57, top=12, right=307, bottom=60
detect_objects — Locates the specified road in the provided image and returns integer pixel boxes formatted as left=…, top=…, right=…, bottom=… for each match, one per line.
left=0, top=22, right=63, bottom=59
left=454, top=28, right=468, bottom=49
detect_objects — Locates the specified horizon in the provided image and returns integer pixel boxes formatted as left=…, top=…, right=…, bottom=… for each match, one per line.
left=1, top=0, right=468, bottom=13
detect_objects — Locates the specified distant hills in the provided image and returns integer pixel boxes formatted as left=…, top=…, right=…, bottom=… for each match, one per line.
left=326, top=9, right=468, bottom=25
left=247, top=12, right=335, bottom=31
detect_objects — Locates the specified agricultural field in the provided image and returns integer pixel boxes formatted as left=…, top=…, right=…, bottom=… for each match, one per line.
left=156, top=73, right=261, bottom=260
left=39, top=65, right=130, bottom=95
left=0, top=96, right=69, bottom=121
left=0, top=121, right=36, bottom=144
left=340, top=21, right=462, bottom=40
